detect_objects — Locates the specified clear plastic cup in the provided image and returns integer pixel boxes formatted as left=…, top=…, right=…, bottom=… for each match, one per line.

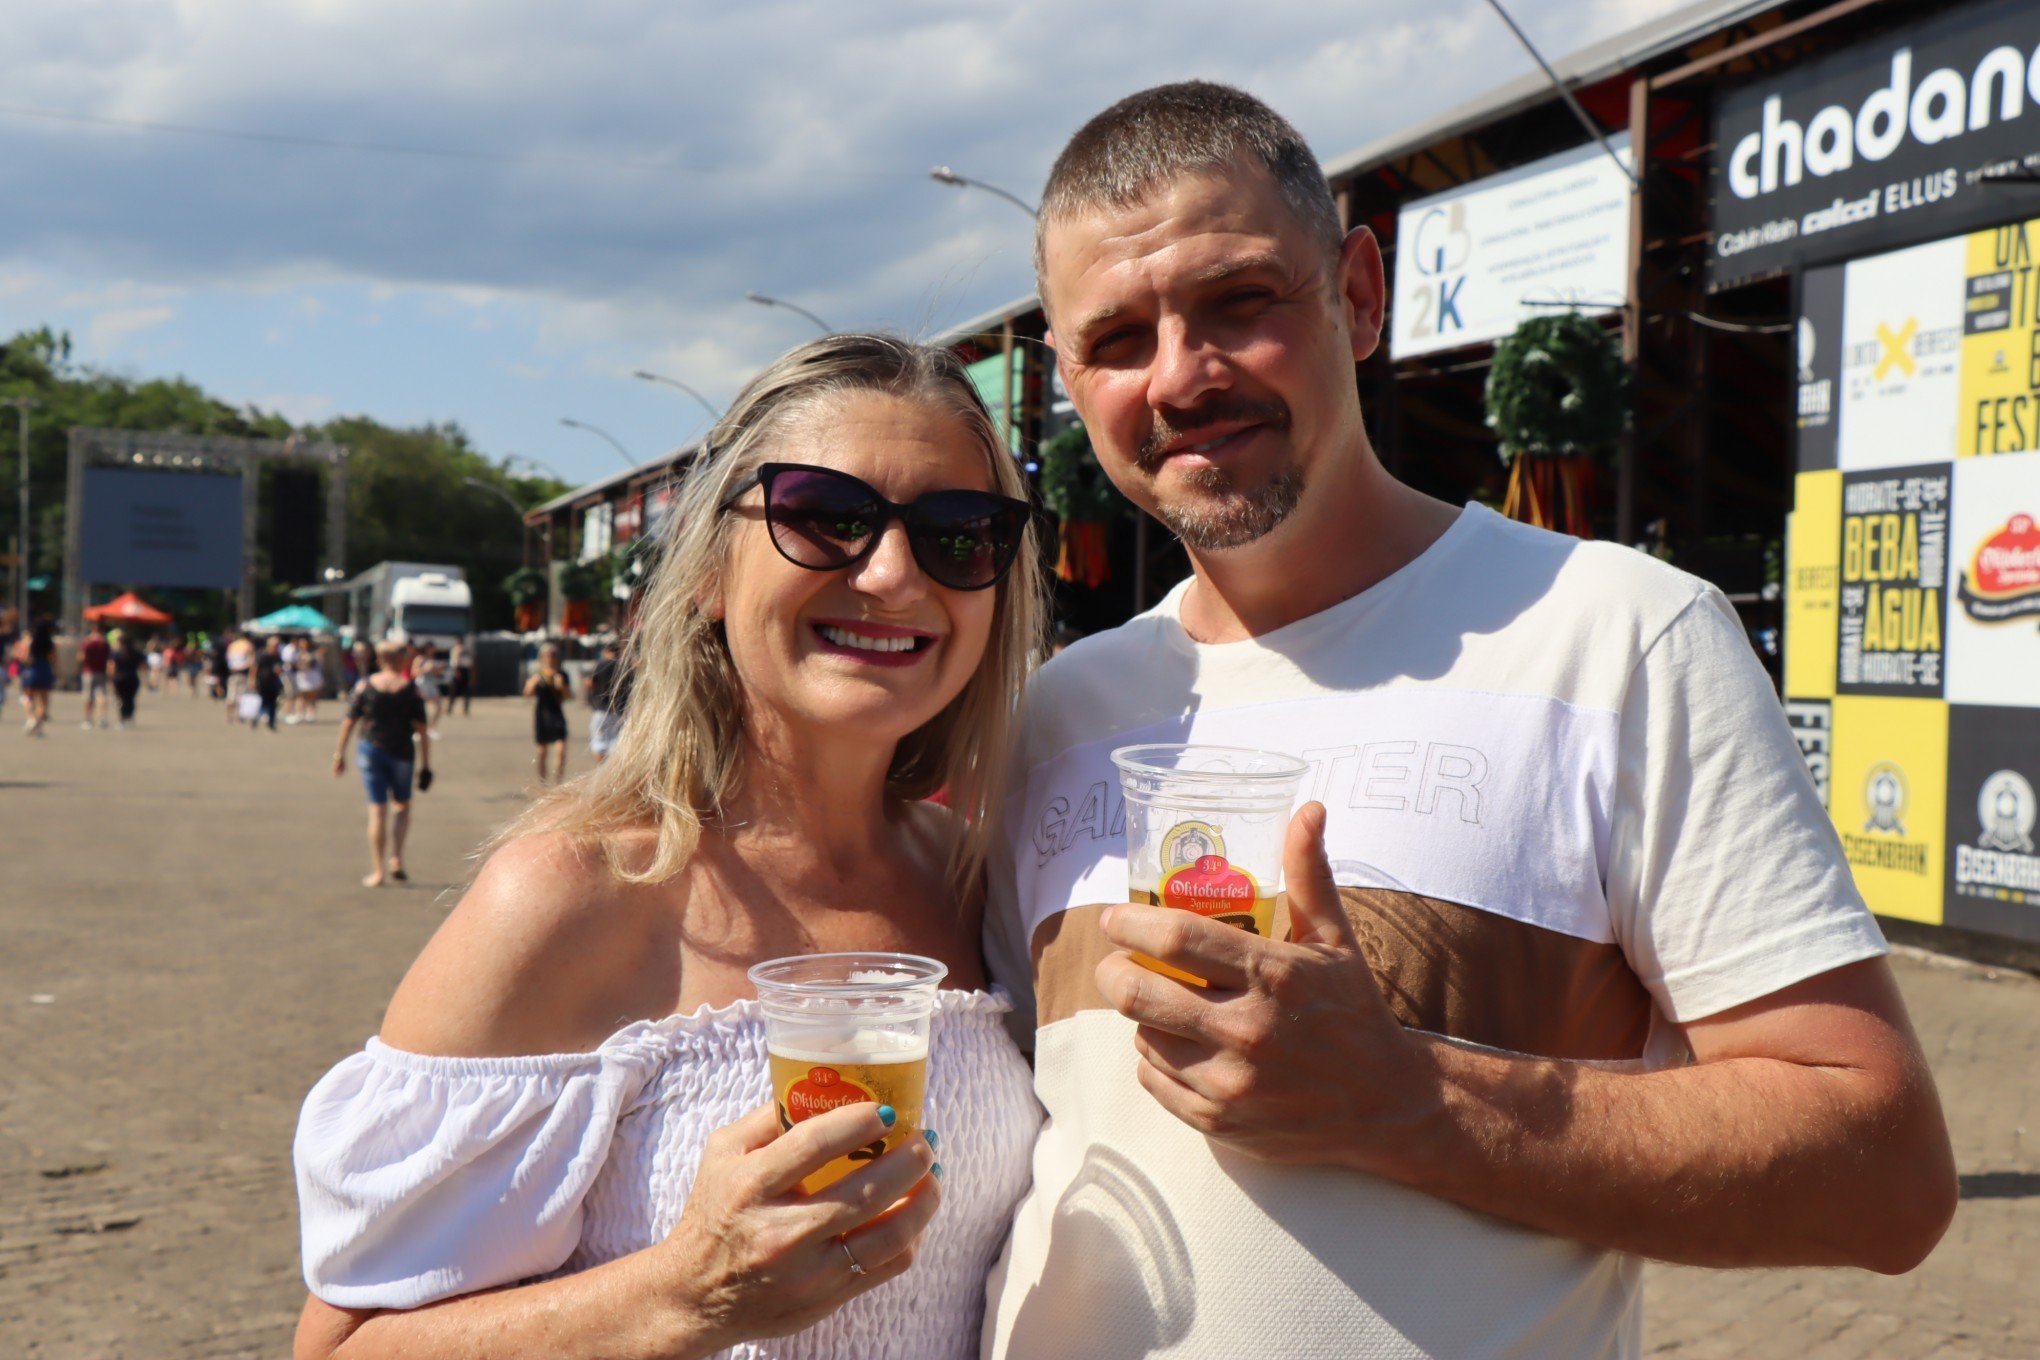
left=1112, top=743, right=1310, bottom=984
left=748, top=952, right=946, bottom=1192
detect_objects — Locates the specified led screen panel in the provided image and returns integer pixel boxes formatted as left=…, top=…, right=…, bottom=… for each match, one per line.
left=80, top=466, right=243, bottom=590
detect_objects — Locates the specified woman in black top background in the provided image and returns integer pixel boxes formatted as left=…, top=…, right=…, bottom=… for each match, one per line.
left=333, top=639, right=432, bottom=888
left=522, top=642, right=570, bottom=785
left=18, top=619, right=56, bottom=735
left=110, top=629, right=144, bottom=728
left=253, top=637, right=285, bottom=731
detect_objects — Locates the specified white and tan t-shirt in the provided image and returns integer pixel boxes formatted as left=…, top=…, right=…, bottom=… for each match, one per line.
left=981, top=503, right=1886, bottom=1360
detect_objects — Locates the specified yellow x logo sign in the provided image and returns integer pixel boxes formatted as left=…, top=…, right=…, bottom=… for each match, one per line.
left=1875, top=318, right=1918, bottom=381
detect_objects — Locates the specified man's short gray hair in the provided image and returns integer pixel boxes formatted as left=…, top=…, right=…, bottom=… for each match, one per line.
left=1033, top=81, right=1344, bottom=292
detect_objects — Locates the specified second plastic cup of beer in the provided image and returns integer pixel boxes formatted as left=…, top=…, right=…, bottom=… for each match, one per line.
left=1112, top=743, right=1309, bottom=985
left=748, top=951, right=945, bottom=1193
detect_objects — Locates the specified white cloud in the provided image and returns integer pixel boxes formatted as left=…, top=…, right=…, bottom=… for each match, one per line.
left=85, top=304, right=175, bottom=352
left=250, top=390, right=335, bottom=423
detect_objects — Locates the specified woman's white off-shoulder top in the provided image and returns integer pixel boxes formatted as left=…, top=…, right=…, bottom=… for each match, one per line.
left=294, top=988, right=1041, bottom=1360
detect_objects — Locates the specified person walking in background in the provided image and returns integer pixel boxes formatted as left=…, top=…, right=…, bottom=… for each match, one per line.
left=16, top=620, right=53, bottom=736
left=208, top=632, right=230, bottom=703
left=293, top=640, right=325, bottom=724
left=253, top=636, right=285, bottom=732
left=161, top=636, right=185, bottom=694
left=144, top=635, right=164, bottom=691
left=344, top=640, right=374, bottom=695
left=523, top=643, right=570, bottom=784
left=109, top=628, right=143, bottom=730
left=331, top=639, right=430, bottom=889
left=583, top=640, right=629, bottom=765
left=414, top=642, right=447, bottom=734
left=284, top=636, right=303, bottom=722
left=446, top=638, right=473, bottom=718
left=224, top=632, right=253, bottom=720
left=79, top=624, right=111, bottom=729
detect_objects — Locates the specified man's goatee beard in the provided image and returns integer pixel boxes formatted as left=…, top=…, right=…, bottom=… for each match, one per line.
left=1157, top=465, right=1305, bottom=550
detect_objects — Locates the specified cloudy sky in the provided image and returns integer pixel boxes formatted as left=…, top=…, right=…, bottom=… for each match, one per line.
left=2, top=0, right=1684, bottom=487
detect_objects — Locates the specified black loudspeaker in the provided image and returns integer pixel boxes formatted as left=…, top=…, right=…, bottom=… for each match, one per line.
left=270, top=469, right=321, bottom=584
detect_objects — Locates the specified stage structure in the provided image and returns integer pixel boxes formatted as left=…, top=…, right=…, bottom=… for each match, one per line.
left=62, top=428, right=348, bottom=632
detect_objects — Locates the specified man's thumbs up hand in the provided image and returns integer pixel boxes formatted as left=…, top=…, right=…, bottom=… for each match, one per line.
left=1095, top=802, right=1420, bottom=1168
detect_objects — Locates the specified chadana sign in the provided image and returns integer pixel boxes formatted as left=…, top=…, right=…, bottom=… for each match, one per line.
left=1710, top=0, right=2040, bottom=288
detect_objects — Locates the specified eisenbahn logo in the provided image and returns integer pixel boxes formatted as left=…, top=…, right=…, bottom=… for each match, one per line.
left=1957, top=513, right=2040, bottom=624
left=1864, top=761, right=1907, bottom=834
left=1796, top=316, right=1832, bottom=424
left=1978, top=770, right=2036, bottom=854
left=1954, top=769, right=2040, bottom=898
left=1841, top=760, right=1929, bottom=877
left=1161, top=819, right=1225, bottom=871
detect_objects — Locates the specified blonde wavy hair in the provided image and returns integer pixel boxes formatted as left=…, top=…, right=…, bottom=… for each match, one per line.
left=500, top=332, right=1048, bottom=895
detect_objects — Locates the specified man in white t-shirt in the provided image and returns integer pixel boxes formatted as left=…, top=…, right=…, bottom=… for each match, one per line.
left=981, top=82, right=1956, bottom=1360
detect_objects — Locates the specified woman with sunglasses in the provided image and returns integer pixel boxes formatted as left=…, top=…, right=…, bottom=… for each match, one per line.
left=293, top=334, right=1049, bottom=1360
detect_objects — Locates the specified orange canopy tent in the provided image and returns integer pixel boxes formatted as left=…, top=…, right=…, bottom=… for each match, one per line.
left=83, top=591, right=174, bottom=625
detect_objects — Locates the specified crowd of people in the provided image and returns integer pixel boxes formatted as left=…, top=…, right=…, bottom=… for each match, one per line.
left=1, top=620, right=385, bottom=735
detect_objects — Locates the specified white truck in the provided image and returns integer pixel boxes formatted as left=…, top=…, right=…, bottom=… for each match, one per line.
left=342, top=561, right=474, bottom=650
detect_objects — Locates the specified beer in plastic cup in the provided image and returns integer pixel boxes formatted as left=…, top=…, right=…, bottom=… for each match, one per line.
left=749, top=951, right=945, bottom=1193
left=1112, top=743, right=1309, bottom=985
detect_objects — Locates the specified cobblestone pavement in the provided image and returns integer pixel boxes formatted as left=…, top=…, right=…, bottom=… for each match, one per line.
left=1, top=691, right=2035, bottom=1357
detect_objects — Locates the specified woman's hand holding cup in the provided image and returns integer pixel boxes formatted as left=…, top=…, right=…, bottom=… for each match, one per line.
left=650, top=1100, right=941, bottom=1353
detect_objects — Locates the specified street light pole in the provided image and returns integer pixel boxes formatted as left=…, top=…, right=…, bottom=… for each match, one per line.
left=4, top=396, right=32, bottom=629
left=462, top=476, right=526, bottom=516
left=631, top=370, right=721, bottom=424
left=557, top=418, right=640, bottom=474
left=465, top=477, right=533, bottom=567
left=928, top=167, right=1039, bottom=219
left=745, top=292, right=833, bottom=334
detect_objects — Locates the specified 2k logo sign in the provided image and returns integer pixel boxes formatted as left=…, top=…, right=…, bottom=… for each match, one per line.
left=1874, top=319, right=1918, bottom=381
left=1407, top=202, right=1473, bottom=341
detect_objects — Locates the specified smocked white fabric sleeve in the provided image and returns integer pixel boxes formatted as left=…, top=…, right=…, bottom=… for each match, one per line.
left=1607, top=585, right=1886, bottom=1023
left=293, top=1028, right=665, bottom=1310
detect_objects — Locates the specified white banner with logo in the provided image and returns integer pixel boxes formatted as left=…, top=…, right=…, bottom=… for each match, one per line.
left=1389, top=137, right=1633, bottom=360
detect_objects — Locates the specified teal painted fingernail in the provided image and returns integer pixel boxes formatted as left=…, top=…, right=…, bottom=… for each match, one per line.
left=876, top=1105, right=897, bottom=1128
left=924, top=1129, right=940, bottom=1150
left=931, top=1162, right=945, bottom=1179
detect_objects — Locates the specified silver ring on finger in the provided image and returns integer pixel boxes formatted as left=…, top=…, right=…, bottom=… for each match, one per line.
left=838, top=1236, right=867, bottom=1277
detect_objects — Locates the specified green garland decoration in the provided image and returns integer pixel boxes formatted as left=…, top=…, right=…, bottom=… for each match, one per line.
left=605, top=536, right=660, bottom=594
left=556, top=560, right=601, bottom=603
left=502, top=565, right=548, bottom=605
left=1483, top=313, right=1631, bottom=464
left=1037, top=425, right=1129, bottom=522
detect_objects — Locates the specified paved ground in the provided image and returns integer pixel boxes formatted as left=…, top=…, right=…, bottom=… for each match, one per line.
left=1, top=688, right=2035, bottom=1357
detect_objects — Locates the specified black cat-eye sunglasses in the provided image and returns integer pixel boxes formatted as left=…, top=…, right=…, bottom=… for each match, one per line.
left=721, top=462, right=1034, bottom=592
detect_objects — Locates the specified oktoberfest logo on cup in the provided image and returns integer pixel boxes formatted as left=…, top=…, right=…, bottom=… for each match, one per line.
left=784, top=1066, right=874, bottom=1123
left=1158, top=824, right=1262, bottom=934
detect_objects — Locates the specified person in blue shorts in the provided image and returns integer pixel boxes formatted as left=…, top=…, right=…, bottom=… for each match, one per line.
left=332, top=639, right=432, bottom=888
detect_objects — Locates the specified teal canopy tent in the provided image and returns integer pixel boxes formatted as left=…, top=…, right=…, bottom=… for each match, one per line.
left=245, top=603, right=338, bottom=633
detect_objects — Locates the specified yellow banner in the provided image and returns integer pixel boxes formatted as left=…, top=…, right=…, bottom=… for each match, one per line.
left=1785, top=471, right=1841, bottom=698
left=1959, top=217, right=2040, bottom=458
left=1829, top=696, right=1948, bottom=924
